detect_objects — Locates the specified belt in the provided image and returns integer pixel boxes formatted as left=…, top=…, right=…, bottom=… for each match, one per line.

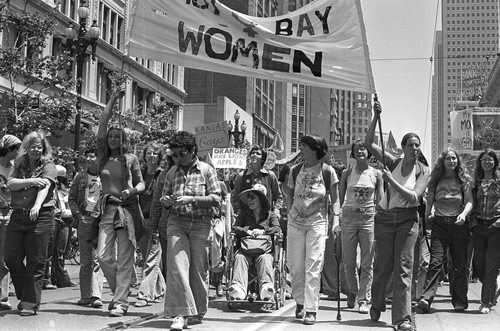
left=343, top=206, right=375, bottom=212
left=477, top=218, right=496, bottom=226
left=172, top=213, right=209, bottom=220
left=13, top=206, right=53, bottom=214
left=434, top=215, right=458, bottom=224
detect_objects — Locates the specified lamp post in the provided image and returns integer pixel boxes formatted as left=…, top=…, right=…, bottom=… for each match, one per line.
left=64, top=0, right=100, bottom=156
left=227, top=110, right=247, bottom=148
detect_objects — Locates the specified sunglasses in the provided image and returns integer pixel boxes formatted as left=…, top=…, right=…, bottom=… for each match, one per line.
left=171, top=150, right=190, bottom=158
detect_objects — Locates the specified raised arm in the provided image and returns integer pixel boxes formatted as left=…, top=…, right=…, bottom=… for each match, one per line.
left=364, top=101, right=396, bottom=167
left=97, top=85, right=126, bottom=139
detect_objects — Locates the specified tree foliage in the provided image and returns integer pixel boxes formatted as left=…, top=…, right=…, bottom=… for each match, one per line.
left=0, top=0, right=76, bottom=138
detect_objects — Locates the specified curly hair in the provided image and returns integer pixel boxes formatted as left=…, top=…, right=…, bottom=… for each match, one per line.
left=428, top=148, right=471, bottom=193
left=141, top=141, right=164, bottom=165
left=169, top=131, right=198, bottom=155
left=14, top=131, right=53, bottom=171
left=474, top=148, right=500, bottom=183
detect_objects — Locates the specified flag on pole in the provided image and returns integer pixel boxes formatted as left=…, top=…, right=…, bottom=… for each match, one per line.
left=387, top=131, right=400, bottom=156
left=127, top=0, right=375, bottom=93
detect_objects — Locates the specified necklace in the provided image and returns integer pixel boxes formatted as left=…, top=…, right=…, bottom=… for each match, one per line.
left=109, top=156, right=120, bottom=162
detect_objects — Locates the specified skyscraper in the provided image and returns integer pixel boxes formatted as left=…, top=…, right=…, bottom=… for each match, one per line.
left=432, top=0, right=499, bottom=161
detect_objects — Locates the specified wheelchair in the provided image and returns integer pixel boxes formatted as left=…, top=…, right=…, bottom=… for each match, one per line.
left=225, top=231, right=287, bottom=310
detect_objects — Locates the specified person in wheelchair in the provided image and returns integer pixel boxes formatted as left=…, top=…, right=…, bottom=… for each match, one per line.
left=228, top=184, right=281, bottom=301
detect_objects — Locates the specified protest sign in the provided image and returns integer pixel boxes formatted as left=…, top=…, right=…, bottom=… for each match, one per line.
left=212, top=148, right=247, bottom=169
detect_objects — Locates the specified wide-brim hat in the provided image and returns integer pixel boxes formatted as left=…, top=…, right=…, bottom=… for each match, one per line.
left=238, top=183, right=270, bottom=211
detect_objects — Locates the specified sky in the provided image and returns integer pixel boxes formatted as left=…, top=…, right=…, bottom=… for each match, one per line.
left=360, top=0, right=441, bottom=160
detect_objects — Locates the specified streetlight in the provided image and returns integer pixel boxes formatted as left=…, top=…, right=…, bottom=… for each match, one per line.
left=227, top=110, right=247, bottom=148
left=63, top=0, right=100, bottom=158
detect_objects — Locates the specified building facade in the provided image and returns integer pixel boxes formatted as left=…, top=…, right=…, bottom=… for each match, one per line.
left=432, top=0, right=499, bottom=162
left=1, top=0, right=186, bottom=150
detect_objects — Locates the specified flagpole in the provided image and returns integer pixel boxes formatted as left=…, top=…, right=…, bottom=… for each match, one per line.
left=374, top=94, right=386, bottom=168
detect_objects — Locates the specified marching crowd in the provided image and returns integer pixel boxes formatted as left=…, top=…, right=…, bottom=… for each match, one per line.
left=0, top=93, right=500, bottom=331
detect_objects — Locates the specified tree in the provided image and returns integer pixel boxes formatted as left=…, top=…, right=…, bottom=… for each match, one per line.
left=0, top=0, right=76, bottom=138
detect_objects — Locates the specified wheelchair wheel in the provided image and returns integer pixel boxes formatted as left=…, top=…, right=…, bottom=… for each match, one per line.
left=273, top=236, right=286, bottom=310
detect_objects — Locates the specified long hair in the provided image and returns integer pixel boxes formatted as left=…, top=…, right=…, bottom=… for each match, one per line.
left=428, top=148, right=470, bottom=193
left=474, top=148, right=500, bottom=183
left=98, top=127, right=130, bottom=182
left=14, top=131, right=53, bottom=171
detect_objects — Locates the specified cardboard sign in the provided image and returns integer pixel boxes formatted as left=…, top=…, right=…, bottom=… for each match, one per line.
left=195, top=121, right=229, bottom=156
left=212, top=148, right=247, bottom=169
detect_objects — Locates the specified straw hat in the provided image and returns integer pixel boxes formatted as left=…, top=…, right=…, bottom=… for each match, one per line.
left=238, top=183, right=270, bottom=211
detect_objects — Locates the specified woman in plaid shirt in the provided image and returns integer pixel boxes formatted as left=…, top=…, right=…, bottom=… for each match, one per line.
left=160, top=131, right=221, bottom=330
left=470, top=148, right=500, bottom=314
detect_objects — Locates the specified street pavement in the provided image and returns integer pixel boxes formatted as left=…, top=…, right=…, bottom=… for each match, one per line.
left=1, top=262, right=499, bottom=331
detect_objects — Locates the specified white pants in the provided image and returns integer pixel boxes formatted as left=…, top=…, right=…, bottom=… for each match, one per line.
left=287, top=220, right=327, bottom=313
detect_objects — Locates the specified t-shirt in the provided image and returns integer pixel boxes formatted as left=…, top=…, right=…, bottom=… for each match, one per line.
left=343, top=167, right=377, bottom=208
left=0, top=163, right=13, bottom=209
left=85, top=174, right=101, bottom=214
left=434, top=178, right=463, bottom=217
left=287, top=163, right=338, bottom=224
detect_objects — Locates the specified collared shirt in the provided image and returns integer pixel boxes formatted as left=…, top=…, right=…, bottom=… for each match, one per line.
left=162, top=158, right=221, bottom=217
left=232, top=209, right=281, bottom=239
left=231, top=167, right=283, bottom=214
left=9, top=159, right=57, bottom=210
left=475, top=178, right=500, bottom=221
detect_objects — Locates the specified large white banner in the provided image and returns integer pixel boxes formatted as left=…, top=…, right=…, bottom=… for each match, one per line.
left=127, top=0, right=375, bottom=92
left=450, top=109, right=473, bottom=153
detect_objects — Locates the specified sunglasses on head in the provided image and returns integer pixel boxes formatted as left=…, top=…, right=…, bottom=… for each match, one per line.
left=171, top=150, right=190, bottom=158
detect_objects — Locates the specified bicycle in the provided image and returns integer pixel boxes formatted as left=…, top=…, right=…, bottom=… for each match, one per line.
left=64, top=228, right=80, bottom=265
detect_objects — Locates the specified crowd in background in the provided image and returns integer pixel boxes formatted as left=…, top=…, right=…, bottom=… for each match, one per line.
left=0, top=99, right=500, bottom=331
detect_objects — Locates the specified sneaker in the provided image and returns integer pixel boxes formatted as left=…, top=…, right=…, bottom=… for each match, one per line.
left=347, top=292, right=356, bottom=308
left=370, top=307, right=381, bottom=321
left=0, top=302, right=12, bottom=310
left=396, top=320, right=412, bottom=331
left=77, top=298, right=92, bottom=306
left=20, top=308, right=37, bottom=316
left=134, top=299, right=149, bottom=307
left=358, top=301, right=369, bottom=314
left=171, top=315, right=187, bottom=330
left=43, top=284, right=57, bottom=290
left=66, top=282, right=78, bottom=288
left=228, top=286, right=245, bottom=301
left=109, top=306, right=127, bottom=317
left=454, top=304, right=465, bottom=312
left=479, top=304, right=490, bottom=314
left=295, top=303, right=304, bottom=319
left=108, top=300, right=115, bottom=311
left=91, top=298, right=103, bottom=308
left=417, top=299, right=430, bottom=313
left=303, top=312, right=316, bottom=325
left=260, top=285, right=275, bottom=301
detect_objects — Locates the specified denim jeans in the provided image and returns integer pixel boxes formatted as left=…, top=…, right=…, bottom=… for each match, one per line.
left=164, top=215, right=212, bottom=317
left=472, top=223, right=500, bottom=308
left=231, top=252, right=274, bottom=296
left=287, top=219, right=327, bottom=313
left=421, top=216, right=470, bottom=308
left=0, top=210, right=10, bottom=303
left=372, top=207, right=418, bottom=326
left=51, top=221, right=72, bottom=287
left=412, top=230, right=430, bottom=301
left=341, top=207, right=375, bottom=304
left=5, top=209, right=54, bottom=310
left=78, top=216, right=103, bottom=300
left=137, top=231, right=165, bottom=302
left=96, top=205, right=135, bottom=310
